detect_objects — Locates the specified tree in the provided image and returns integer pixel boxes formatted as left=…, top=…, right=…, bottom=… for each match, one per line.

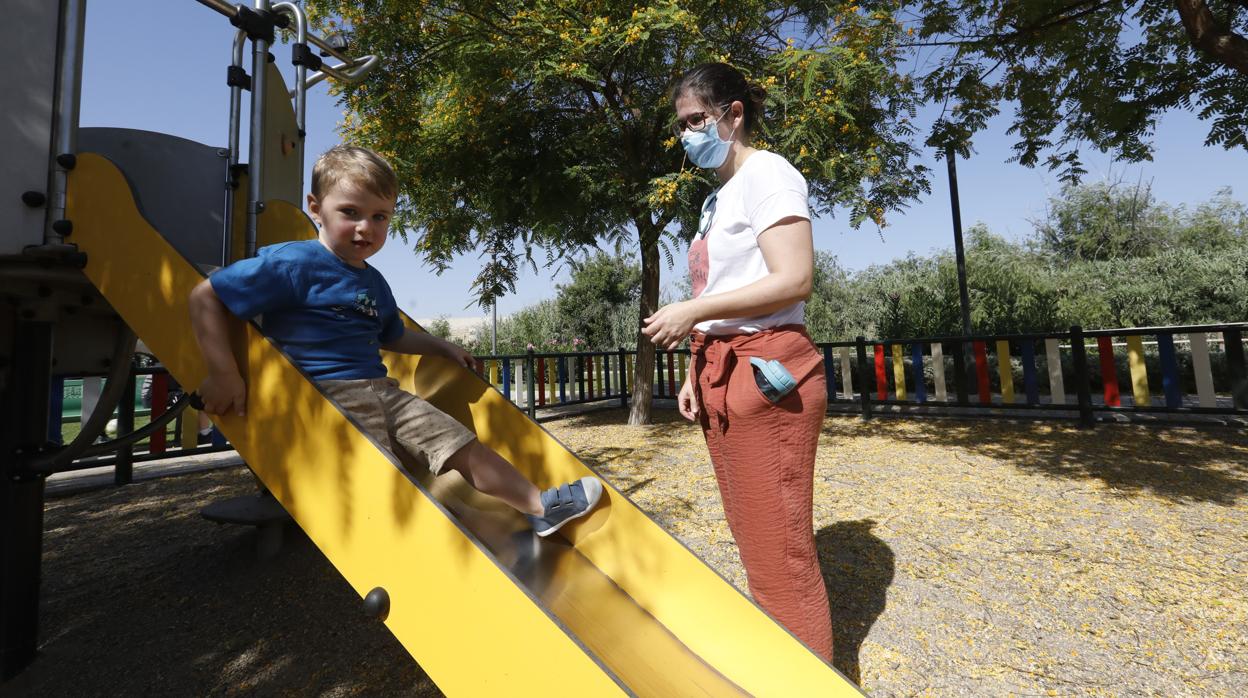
left=554, top=252, right=640, bottom=350
left=885, top=1, right=1248, bottom=180
left=307, top=0, right=929, bottom=423
left=1032, top=179, right=1172, bottom=261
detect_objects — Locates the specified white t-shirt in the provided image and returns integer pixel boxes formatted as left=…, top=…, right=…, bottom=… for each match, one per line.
left=688, top=150, right=810, bottom=335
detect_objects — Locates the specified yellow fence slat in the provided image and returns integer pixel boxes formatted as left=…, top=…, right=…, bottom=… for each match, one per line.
left=996, top=340, right=1014, bottom=403
left=1126, top=335, right=1151, bottom=408
left=891, top=344, right=907, bottom=400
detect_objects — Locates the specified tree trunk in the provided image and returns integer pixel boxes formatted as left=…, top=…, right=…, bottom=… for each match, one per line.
left=628, top=225, right=661, bottom=425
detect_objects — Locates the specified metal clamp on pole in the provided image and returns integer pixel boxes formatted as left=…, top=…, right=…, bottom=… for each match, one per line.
left=228, top=4, right=278, bottom=44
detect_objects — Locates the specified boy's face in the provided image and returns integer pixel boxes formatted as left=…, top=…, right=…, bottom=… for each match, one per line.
left=306, top=182, right=396, bottom=268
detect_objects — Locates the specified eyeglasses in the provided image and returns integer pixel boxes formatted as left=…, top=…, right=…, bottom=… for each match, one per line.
left=671, top=104, right=732, bottom=138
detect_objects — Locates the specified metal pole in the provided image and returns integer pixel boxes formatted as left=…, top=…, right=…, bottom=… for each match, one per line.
left=855, top=336, right=872, bottom=420
left=0, top=321, right=53, bottom=678
left=245, top=0, right=272, bottom=259
left=222, top=28, right=247, bottom=266
left=45, top=0, right=87, bottom=246
left=526, top=349, right=537, bottom=419
left=114, top=373, right=136, bottom=486
left=945, top=145, right=972, bottom=337
left=491, top=302, right=498, bottom=354
left=1070, top=326, right=1095, bottom=429
left=196, top=0, right=238, bottom=17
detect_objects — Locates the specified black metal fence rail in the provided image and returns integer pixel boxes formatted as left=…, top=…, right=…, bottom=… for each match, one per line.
left=54, top=322, right=1247, bottom=481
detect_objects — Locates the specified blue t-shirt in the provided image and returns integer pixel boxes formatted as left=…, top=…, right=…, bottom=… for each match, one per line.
left=210, top=240, right=404, bottom=380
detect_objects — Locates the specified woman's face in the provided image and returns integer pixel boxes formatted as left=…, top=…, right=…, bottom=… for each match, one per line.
left=674, top=93, right=740, bottom=141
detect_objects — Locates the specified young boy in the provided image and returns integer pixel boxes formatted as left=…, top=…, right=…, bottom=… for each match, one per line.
left=188, top=145, right=602, bottom=537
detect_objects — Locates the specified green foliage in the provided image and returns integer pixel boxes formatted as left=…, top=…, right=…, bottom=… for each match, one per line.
left=462, top=252, right=641, bottom=354
left=424, top=315, right=453, bottom=339
left=1034, top=180, right=1175, bottom=261
left=306, top=0, right=930, bottom=305
left=804, top=185, right=1248, bottom=340
left=554, top=252, right=641, bottom=350
left=884, top=1, right=1248, bottom=181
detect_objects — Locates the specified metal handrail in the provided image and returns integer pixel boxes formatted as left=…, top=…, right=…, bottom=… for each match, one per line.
left=297, top=53, right=380, bottom=94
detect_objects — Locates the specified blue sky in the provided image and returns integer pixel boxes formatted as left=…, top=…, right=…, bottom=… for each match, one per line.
left=81, top=1, right=1245, bottom=320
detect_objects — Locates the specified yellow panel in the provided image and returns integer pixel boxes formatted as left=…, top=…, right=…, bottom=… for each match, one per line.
left=228, top=171, right=317, bottom=264
left=488, top=360, right=499, bottom=387
left=260, top=60, right=303, bottom=207
left=891, top=344, right=907, bottom=400
left=68, top=154, right=626, bottom=697
left=71, top=153, right=860, bottom=696
left=1126, top=335, right=1151, bottom=408
left=678, top=352, right=687, bottom=384
left=996, top=339, right=1014, bottom=403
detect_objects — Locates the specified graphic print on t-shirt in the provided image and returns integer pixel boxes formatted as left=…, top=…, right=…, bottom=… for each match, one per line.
left=354, top=291, right=379, bottom=318
left=689, top=237, right=709, bottom=298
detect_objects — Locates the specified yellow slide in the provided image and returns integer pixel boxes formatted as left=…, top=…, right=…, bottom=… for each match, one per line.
left=67, top=153, right=862, bottom=696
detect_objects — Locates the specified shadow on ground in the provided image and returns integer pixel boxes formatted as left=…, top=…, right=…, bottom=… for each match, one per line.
left=823, top=417, right=1248, bottom=504
left=3, top=469, right=441, bottom=697
left=817, top=519, right=895, bottom=685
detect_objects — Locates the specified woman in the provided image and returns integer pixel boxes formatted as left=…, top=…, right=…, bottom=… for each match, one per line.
left=642, top=62, right=833, bottom=661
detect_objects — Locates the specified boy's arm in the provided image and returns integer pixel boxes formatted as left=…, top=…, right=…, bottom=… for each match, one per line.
left=188, top=279, right=247, bottom=416
left=383, top=328, right=475, bottom=369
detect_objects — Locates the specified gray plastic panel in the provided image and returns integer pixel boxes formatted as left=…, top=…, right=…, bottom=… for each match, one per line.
left=1, top=0, right=60, bottom=255
left=261, top=61, right=303, bottom=207
left=78, top=128, right=229, bottom=268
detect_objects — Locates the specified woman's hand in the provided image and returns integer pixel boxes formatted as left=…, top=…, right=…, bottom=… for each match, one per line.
left=677, top=376, right=700, bottom=422
left=642, top=300, right=700, bottom=350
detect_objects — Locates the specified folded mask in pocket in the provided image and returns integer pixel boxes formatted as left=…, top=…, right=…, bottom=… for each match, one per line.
left=749, top=357, right=797, bottom=403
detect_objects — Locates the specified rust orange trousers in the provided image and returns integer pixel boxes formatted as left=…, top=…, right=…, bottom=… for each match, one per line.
left=690, top=325, right=834, bottom=662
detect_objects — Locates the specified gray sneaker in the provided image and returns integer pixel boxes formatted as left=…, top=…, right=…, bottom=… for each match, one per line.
left=527, top=477, right=604, bottom=537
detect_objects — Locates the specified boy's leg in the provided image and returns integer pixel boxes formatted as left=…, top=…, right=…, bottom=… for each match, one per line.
left=379, top=381, right=602, bottom=534
left=442, top=440, right=543, bottom=516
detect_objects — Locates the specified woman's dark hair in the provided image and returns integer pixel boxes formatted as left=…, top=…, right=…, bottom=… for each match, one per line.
left=671, top=62, right=768, bottom=136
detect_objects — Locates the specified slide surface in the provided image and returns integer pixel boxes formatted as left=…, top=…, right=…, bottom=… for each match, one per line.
left=67, top=153, right=862, bottom=696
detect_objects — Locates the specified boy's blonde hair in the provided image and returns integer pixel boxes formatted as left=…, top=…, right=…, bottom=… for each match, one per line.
left=310, top=145, right=398, bottom=201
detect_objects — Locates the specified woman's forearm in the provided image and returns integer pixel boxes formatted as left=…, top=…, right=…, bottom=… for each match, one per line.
left=688, top=270, right=811, bottom=325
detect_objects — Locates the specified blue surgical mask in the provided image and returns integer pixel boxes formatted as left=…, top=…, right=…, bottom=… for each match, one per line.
left=681, top=117, right=737, bottom=169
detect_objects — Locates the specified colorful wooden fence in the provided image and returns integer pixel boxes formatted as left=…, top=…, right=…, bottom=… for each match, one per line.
left=474, top=323, right=1247, bottom=427
left=63, top=322, right=1248, bottom=481
left=813, top=324, right=1248, bottom=426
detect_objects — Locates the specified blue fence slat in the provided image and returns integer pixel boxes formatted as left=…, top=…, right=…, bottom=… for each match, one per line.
left=1157, top=333, right=1182, bottom=408
left=501, top=358, right=512, bottom=400
left=1021, top=340, right=1039, bottom=406
left=910, top=343, right=926, bottom=403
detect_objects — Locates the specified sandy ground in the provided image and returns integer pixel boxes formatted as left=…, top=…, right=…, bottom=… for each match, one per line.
left=4, top=410, right=1247, bottom=696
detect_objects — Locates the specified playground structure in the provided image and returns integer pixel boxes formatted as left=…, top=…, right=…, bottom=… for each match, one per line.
left=1, top=0, right=860, bottom=693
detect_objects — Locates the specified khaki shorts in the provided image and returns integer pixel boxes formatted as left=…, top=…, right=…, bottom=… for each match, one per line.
left=319, top=378, right=476, bottom=475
